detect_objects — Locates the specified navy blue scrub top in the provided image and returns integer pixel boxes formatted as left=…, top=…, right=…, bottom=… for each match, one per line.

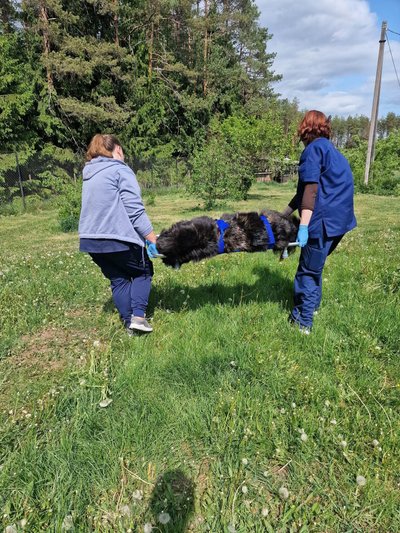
left=297, top=137, right=357, bottom=238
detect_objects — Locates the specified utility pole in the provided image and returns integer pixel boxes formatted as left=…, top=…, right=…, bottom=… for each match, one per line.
left=364, top=21, right=387, bottom=185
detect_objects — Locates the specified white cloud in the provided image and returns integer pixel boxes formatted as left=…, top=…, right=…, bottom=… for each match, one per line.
left=256, top=0, right=400, bottom=116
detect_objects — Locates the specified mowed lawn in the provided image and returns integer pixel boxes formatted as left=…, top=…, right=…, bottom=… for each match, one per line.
left=0, top=183, right=399, bottom=532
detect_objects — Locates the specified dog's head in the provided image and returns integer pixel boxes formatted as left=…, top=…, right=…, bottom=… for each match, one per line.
left=260, top=209, right=300, bottom=259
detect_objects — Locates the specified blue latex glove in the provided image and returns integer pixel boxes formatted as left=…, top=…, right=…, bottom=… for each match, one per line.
left=297, top=225, right=309, bottom=248
left=146, top=240, right=159, bottom=259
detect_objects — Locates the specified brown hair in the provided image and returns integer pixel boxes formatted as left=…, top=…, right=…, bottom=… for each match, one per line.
left=86, top=134, right=122, bottom=161
left=297, top=110, right=331, bottom=145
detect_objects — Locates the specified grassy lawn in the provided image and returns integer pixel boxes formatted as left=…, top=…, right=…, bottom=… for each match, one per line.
left=0, top=182, right=399, bottom=532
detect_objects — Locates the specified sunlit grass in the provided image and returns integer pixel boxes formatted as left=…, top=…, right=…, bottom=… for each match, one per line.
left=1, top=183, right=399, bottom=531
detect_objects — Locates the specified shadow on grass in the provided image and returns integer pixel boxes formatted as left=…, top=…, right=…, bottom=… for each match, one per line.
left=150, top=265, right=293, bottom=314
left=102, top=265, right=294, bottom=316
left=148, top=469, right=195, bottom=532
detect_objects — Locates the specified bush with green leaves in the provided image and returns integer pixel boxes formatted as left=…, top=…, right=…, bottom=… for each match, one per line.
left=188, top=137, right=254, bottom=208
left=136, top=159, right=188, bottom=190
left=343, top=130, right=400, bottom=195
left=58, top=183, right=82, bottom=232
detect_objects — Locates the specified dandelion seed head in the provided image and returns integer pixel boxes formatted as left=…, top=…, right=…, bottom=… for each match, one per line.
left=241, top=485, right=248, bottom=494
left=61, top=515, right=74, bottom=531
left=278, top=486, right=289, bottom=500
left=372, top=439, right=379, bottom=447
left=158, top=512, right=171, bottom=524
left=5, top=526, right=17, bottom=533
left=99, top=398, right=113, bottom=408
left=300, top=432, right=308, bottom=442
left=143, top=523, right=153, bottom=533
left=356, top=475, right=366, bottom=486
left=291, top=402, right=296, bottom=408
left=241, top=458, right=248, bottom=466
left=132, top=489, right=143, bottom=500
left=120, top=505, right=131, bottom=517
left=230, top=360, right=237, bottom=367
left=227, top=524, right=236, bottom=533
left=325, top=400, right=330, bottom=407
left=330, top=419, right=337, bottom=425
left=340, top=440, right=347, bottom=448
left=261, top=507, right=269, bottom=517
left=93, top=340, right=101, bottom=348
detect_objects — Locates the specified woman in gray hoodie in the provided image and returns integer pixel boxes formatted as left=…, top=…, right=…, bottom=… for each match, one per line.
left=79, top=134, right=158, bottom=334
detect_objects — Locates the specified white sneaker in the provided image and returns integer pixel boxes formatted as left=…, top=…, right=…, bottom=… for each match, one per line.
left=129, top=316, right=153, bottom=333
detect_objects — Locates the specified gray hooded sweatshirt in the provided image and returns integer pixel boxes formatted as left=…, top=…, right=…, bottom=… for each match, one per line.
left=78, top=156, right=153, bottom=246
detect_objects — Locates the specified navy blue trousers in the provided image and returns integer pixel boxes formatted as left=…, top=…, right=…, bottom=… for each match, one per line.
left=290, top=234, right=342, bottom=328
left=90, top=245, right=153, bottom=326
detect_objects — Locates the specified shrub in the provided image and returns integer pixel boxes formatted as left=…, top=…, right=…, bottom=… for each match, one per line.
left=188, top=137, right=254, bottom=208
left=58, top=183, right=82, bottom=232
left=136, top=159, right=188, bottom=190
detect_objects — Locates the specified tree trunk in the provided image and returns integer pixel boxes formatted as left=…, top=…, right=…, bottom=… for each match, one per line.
left=203, top=0, right=208, bottom=96
left=148, top=20, right=154, bottom=80
left=113, top=0, right=119, bottom=46
left=39, top=1, right=54, bottom=95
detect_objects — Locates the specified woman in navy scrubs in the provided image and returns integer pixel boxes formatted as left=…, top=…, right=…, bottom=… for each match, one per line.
left=283, top=110, right=357, bottom=334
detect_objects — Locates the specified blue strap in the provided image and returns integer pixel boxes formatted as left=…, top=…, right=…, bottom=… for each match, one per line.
left=260, top=215, right=275, bottom=249
left=216, top=219, right=230, bottom=254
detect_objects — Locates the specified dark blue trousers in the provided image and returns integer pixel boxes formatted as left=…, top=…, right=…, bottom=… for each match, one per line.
left=90, top=245, right=153, bottom=326
left=290, top=234, right=342, bottom=328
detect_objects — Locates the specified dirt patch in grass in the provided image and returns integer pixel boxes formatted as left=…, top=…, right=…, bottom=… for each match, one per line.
left=0, top=324, right=95, bottom=410
left=268, top=461, right=291, bottom=481
left=15, top=326, right=88, bottom=371
left=196, top=458, right=211, bottom=499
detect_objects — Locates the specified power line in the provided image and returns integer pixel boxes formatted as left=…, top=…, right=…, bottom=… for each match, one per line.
left=387, top=28, right=400, bottom=37
left=386, top=31, right=400, bottom=91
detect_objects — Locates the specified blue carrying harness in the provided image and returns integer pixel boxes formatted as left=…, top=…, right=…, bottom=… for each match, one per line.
left=260, top=215, right=275, bottom=249
left=216, top=215, right=275, bottom=254
left=216, top=219, right=230, bottom=254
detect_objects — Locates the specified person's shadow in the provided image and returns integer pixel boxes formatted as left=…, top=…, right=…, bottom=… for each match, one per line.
left=147, top=469, right=195, bottom=532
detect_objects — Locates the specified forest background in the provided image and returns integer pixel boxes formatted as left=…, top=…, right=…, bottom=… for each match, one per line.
left=0, top=0, right=400, bottom=215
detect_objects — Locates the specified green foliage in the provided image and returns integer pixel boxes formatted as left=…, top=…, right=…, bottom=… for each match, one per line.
left=136, top=158, right=188, bottom=190
left=215, top=109, right=300, bottom=169
left=0, top=33, right=38, bottom=151
left=58, top=182, right=81, bottom=232
left=188, top=137, right=254, bottom=208
left=343, top=130, right=400, bottom=196
left=1, top=0, right=399, bottom=206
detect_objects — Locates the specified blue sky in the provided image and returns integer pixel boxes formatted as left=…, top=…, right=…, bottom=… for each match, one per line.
left=255, top=0, right=400, bottom=117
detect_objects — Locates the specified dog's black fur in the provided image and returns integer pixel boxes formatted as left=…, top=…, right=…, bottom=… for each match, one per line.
left=156, top=209, right=299, bottom=268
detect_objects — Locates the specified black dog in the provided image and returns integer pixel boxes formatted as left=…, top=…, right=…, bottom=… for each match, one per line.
left=156, top=210, right=299, bottom=268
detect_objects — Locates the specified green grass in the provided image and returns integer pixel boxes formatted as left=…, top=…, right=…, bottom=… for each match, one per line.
left=1, top=182, right=399, bottom=532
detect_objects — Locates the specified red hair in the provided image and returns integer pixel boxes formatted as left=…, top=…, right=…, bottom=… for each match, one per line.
left=298, top=110, right=331, bottom=145
left=86, top=134, right=122, bottom=161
